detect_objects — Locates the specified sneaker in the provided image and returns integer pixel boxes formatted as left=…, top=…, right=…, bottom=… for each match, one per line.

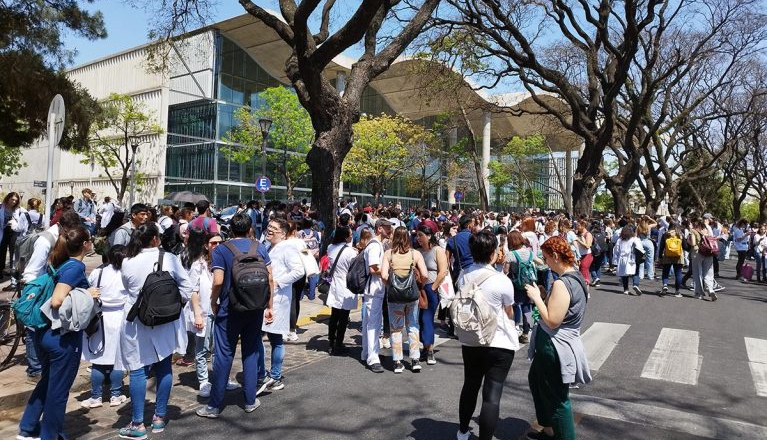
left=369, top=363, right=385, bottom=373
left=393, top=361, right=405, bottom=373
left=661, top=285, right=669, bottom=295
left=688, top=285, right=695, bottom=291
left=244, top=399, right=261, bottom=413
left=226, top=379, right=240, bottom=390
left=198, top=381, right=212, bottom=398
left=195, top=406, right=220, bottom=419
left=80, top=397, right=103, bottom=408
left=118, top=423, right=147, bottom=439
left=16, top=434, right=40, bottom=440
left=713, top=283, right=725, bottom=292
left=175, top=358, right=194, bottom=367
left=709, top=290, right=718, bottom=301
left=110, top=395, right=128, bottom=407
left=411, top=359, right=422, bottom=372
left=456, top=429, right=471, bottom=440
left=381, top=337, right=391, bottom=349
left=285, top=332, right=299, bottom=342
left=426, top=350, right=436, bottom=365
left=623, top=291, right=630, bottom=295
left=632, top=286, right=643, bottom=296
left=674, top=291, right=682, bottom=298
left=592, top=279, right=601, bottom=287
left=151, top=415, right=166, bottom=433
left=256, top=377, right=269, bottom=396
left=267, top=378, right=285, bottom=391
left=527, top=430, right=556, bottom=440
left=519, top=333, right=529, bottom=344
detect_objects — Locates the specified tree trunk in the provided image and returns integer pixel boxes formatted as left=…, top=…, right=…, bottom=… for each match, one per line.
left=571, top=141, right=602, bottom=216
left=760, top=198, right=767, bottom=223
left=605, top=181, right=631, bottom=217
left=572, top=178, right=599, bottom=216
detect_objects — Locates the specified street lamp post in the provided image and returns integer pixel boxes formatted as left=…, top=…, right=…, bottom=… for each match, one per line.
left=67, top=181, right=74, bottom=196
left=258, top=118, right=272, bottom=205
left=128, top=135, right=141, bottom=207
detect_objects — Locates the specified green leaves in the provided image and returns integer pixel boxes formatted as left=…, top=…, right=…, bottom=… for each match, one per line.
left=0, top=143, right=26, bottom=177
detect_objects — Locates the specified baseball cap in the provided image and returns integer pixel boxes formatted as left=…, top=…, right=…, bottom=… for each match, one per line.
left=375, top=219, right=394, bottom=228
left=703, top=213, right=713, bottom=219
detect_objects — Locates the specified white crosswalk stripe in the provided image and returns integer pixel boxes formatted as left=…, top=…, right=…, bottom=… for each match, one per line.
left=581, top=322, right=630, bottom=371
left=745, top=337, right=767, bottom=397
left=641, top=328, right=702, bottom=385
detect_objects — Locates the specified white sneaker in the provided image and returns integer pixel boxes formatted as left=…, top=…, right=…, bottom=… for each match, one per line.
left=198, top=381, right=212, bottom=397
left=16, top=435, right=40, bottom=440
left=109, top=395, right=128, bottom=407
left=80, top=397, right=102, bottom=408
left=285, top=332, right=299, bottom=342
left=456, top=429, right=471, bottom=440
left=226, top=379, right=240, bottom=390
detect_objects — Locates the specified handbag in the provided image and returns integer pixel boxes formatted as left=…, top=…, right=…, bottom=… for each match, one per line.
left=299, top=249, right=320, bottom=276
left=418, top=287, right=428, bottom=309
left=317, top=245, right=346, bottom=296
left=386, top=251, right=419, bottom=303
left=85, top=266, right=105, bottom=355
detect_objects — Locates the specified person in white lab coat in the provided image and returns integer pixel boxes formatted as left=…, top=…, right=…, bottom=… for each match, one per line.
left=80, top=245, right=129, bottom=409
left=257, top=217, right=304, bottom=394
left=612, top=225, right=645, bottom=296
left=116, top=223, right=192, bottom=439
left=324, top=227, right=358, bottom=355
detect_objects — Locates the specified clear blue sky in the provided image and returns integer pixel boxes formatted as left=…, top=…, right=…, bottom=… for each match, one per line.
left=64, top=1, right=280, bottom=66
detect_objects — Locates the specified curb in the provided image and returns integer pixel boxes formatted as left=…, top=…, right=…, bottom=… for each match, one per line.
left=296, top=305, right=332, bottom=327
left=0, top=367, right=92, bottom=421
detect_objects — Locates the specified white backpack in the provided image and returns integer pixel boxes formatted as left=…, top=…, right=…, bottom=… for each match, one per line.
left=450, top=269, right=499, bottom=347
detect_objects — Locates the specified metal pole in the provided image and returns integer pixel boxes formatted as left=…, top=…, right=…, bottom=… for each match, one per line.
left=129, top=145, right=137, bottom=207
left=261, top=137, right=267, bottom=205
left=45, top=113, right=55, bottom=227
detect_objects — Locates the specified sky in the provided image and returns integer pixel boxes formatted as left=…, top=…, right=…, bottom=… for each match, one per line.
left=63, top=1, right=279, bottom=66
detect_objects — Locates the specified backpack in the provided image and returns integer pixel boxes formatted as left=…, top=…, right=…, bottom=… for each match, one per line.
left=510, top=250, right=537, bottom=292
left=347, top=241, right=376, bottom=295
left=224, top=241, right=270, bottom=312
left=126, top=251, right=183, bottom=326
left=591, top=232, right=605, bottom=256
left=24, top=212, right=44, bottom=234
left=12, top=260, right=74, bottom=328
left=633, top=242, right=646, bottom=265
left=386, top=251, right=419, bottom=303
left=450, top=269, right=499, bottom=347
left=664, top=236, right=683, bottom=258
left=85, top=266, right=106, bottom=355
left=15, top=231, right=56, bottom=275
left=699, top=235, right=719, bottom=257
left=161, top=223, right=184, bottom=255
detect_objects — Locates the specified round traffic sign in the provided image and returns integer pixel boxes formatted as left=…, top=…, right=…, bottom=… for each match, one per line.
left=256, top=175, right=272, bottom=193
left=454, top=190, right=464, bottom=201
left=48, top=94, right=65, bottom=145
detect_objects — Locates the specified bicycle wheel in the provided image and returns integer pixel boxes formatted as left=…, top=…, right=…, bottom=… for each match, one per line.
left=0, top=304, right=23, bottom=370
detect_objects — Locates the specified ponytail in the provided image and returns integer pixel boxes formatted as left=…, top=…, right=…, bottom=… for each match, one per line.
left=49, top=225, right=90, bottom=267
left=126, top=222, right=160, bottom=258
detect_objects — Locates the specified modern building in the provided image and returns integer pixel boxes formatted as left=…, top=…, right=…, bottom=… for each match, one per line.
left=2, top=13, right=582, bottom=211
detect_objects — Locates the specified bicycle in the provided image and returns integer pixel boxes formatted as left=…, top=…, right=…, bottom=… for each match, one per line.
left=0, top=281, right=24, bottom=370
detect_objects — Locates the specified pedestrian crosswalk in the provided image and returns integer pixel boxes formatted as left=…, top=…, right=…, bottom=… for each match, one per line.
left=580, top=321, right=767, bottom=396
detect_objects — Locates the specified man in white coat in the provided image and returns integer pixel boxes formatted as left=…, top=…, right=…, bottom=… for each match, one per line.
left=257, top=217, right=304, bottom=393
left=361, top=218, right=393, bottom=373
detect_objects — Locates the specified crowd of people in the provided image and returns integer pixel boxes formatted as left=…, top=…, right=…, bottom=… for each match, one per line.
left=2, top=189, right=764, bottom=440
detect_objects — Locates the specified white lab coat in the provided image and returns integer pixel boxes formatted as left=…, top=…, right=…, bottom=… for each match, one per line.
left=83, top=265, right=128, bottom=365
left=613, top=237, right=645, bottom=277
left=325, top=243, right=358, bottom=310
left=117, top=247, right=193, bottom=371
left=99, top=202, right=116, bottom=229
left=184, top=258, right=213, bottom=336
left=262, top=240, right=304, bottom=335
left=13, top=209, right=42, bottom=239
left=22, top=224, right=60, bottom=283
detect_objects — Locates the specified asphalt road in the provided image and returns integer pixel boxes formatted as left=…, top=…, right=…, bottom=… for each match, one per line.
left=125, top=259, right=767, bottom=440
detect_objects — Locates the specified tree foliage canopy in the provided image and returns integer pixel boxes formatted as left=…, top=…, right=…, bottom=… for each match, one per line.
left=0, top=0, right=106, bottom=149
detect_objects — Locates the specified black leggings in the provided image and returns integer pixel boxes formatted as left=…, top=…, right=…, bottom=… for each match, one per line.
left=289, top=277, right=307, bottom=331
left=0, top=226, right=17, bottom=272
left=736, top=250, right=748, bottom=278
left=459, top=346, right=515, bottom=440
left=327, top=307, right=351, bottom=347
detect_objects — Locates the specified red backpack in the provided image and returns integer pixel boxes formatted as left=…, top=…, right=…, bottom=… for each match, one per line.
left=699, top=235, right=719, bottom=257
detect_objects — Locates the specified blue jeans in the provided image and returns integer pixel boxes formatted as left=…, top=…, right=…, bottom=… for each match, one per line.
left=258, top=332, right=285, bottom=380
left=25, top=326, right=42, bottom=377
left=513, top=303, right=533, bottom=334
left=195, top=315, right=214, bottom=384
left=418, top=283, right=439, bottom=348
left=19, top=328, right=82, bottom=440
left=639, top=239, right=655, bottom=279
left=91, top=364, right=124, bottom=399
left=662, top=264, right=683, bottom=291
left=209, top=311, right=263, bottom=409
left=387, top=300, right=421, bottom=362
left=756, top=254, right=767, bottom=281
left=129, top=356, right=172, bottom=424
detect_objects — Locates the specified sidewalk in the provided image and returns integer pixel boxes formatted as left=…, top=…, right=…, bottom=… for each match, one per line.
left=0, top=255, right=333, bottom=439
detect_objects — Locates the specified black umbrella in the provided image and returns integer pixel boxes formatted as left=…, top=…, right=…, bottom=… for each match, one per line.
left=165, top=191, right=210, bottom=204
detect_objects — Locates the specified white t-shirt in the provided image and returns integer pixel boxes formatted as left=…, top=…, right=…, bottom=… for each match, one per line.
left=460, top=264, right=520, bottom=351
left=363, top=238, right=385, bottom=297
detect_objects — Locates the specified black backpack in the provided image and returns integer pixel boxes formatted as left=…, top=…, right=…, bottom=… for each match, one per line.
left=386, top=251, right=419, bottom=303
left=592, top=232, right=606, bottom=255
left=126, top=251, right=183, bottom=327
left=224, top=241, right=270, bottom=312
left=347, top=241, right=375, bottom=295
